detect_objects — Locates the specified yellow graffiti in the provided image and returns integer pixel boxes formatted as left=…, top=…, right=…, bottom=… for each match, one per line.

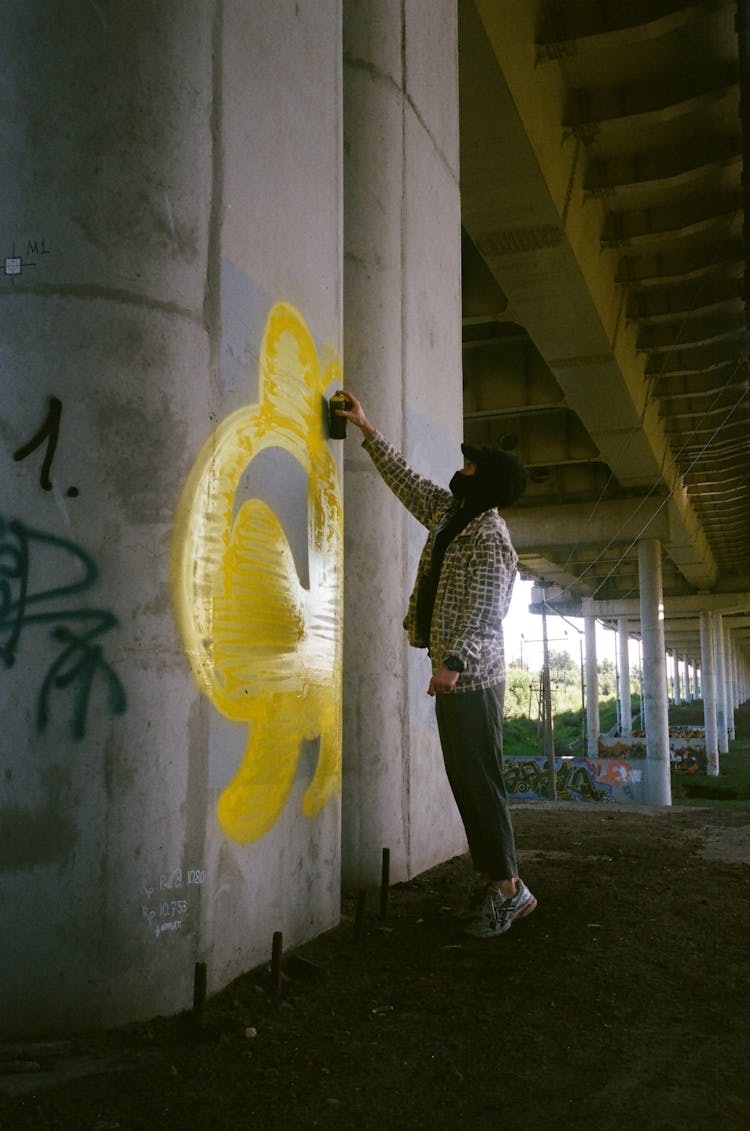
left=170, top=303, right=343, bottom=842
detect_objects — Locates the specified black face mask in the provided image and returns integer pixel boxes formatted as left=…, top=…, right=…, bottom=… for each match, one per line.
left=449, top=470, right=476, bottom=500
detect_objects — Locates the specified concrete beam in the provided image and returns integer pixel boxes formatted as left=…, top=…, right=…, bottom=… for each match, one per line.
left=582, top=593, right=750, bottom=618
left=509, top=496, right=670, bottom=552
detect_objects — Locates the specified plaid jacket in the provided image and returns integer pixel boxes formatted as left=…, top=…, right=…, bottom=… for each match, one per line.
left=363, top=431, right=518, bottom=693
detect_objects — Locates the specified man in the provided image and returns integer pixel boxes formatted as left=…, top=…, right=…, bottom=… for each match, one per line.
left=339, top=391, right=536, bottom=938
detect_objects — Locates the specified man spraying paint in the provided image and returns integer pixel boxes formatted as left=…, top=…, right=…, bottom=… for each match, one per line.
left=338, top=391, right=536, bottom=938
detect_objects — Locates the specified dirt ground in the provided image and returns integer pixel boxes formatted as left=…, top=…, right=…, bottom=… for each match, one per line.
left=1, top=801, right=749, bottom=1131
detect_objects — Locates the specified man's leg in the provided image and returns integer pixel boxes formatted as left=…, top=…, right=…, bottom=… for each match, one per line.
left=436, top=683, right=537, bottom=936
left=435, top=682, right=517, bottom=882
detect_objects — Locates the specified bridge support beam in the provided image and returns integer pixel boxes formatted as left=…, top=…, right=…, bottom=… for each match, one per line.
left=714, top=615, right=729, bottom=756
left=672, top=652, right=681, bottom=705
left=584, top=614, right=599, bottom=757
left=725, top=630, right=736, bottom=741
left=700, top=612, right=720, bottom=776
left=638, top=539, right=671, bottom=805
left=617, top=618, right=632, bottom=737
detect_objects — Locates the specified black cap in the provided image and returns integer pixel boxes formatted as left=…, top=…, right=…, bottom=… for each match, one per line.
left=460, top=443, right=528, bottom=509
left=461, top=442, right=482, bottom=462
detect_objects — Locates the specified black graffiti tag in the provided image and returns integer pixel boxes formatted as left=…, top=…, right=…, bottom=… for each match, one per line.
left=13, top=396, right=79, bottom=496
left=0, top=516, right=126, bottom=738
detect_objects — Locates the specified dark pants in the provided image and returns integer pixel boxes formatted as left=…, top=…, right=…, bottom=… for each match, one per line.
left=435, top=682, right=517, bottom=881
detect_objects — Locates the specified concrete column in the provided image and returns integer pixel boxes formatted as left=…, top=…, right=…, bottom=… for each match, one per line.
left=672, top=652, right=681, bottom=706
left=700, top=612, right=719, bottom=776
left=617, top=618, right=632, bottom=736
left=739, top=652, right=746, bottom=706
left=725, top=630, right=735, bottom=741
left=1, top=2, right=346, bottom=1036
left=680, top=655, right=689, bottom=703
left=713, top=615, right=729, bottom=754
left=342, top=1, right=464, bottom=886
left=584, top=614, right=599, bottom=756
left=638, top=540, right=671, bottom=804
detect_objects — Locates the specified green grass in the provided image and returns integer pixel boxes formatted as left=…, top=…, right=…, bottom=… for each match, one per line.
left=669, top=702, right=750, bottom=806
left=504, top=698, right=750, bottom=807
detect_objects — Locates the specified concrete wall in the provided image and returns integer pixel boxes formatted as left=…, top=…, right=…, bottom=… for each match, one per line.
left=341, top=0, right=467, bottom=888
left=0, top=0, right=344, bottom=1036
left=505, top=757, right=648, bottom=805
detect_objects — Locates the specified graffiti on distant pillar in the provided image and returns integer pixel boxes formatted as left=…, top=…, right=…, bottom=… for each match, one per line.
left=171, top=302, right=344, bottom=844
left=504, top=757, right=613, bottom=803
left=0, top=517, right=126, bottom=737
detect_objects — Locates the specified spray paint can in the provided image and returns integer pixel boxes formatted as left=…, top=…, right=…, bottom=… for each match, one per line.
left=328, top=391, right=351, bottom=439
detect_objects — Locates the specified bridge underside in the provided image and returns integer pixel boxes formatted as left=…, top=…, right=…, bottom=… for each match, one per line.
left=459, top=0, right=750, bottom=661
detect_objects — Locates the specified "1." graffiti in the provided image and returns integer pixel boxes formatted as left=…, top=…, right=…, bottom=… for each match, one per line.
left=13, top=395, right=79, bottom=496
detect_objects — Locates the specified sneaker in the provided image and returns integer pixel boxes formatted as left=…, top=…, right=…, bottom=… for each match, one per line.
left=465, top=880, right=537, bottom=938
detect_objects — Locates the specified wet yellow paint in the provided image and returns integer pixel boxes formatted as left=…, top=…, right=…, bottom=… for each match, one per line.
left=171, top=303, right=343, bottom=842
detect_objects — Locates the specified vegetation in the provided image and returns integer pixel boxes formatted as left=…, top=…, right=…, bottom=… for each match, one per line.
left=503, top=694, right=620, bottom=758
left=669, top=703, right=750, bottom=806
left=505, top=652, right=633, bottom=721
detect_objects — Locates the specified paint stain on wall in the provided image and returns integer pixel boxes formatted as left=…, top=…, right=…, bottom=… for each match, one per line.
left=171, top=303, right=343, bottom=842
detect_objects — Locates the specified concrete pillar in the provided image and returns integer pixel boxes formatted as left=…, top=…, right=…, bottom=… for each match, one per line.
left=342, top=1, right=464, bottom=886
left=617, top=618, right=632, bottom=736
left=700, top=612, right=719, bottom=776
left=680, top=655, right=689, bottom=703
left=725, top=630, right=735, bottom=741
left=713, top=615, right=729, bottom=754
left=672, top=652, right=681, bottom=706
left=585, top=614, right=600, bottom=756
left=1, top=1, right=345, bottom=1037
left=638, top=540, right=671, bottom=805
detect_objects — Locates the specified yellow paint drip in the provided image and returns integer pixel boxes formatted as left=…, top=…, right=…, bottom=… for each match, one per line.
left=171, top=303, right=343, bottom=842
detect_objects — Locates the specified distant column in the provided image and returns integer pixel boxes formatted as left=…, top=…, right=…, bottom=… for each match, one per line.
left=699, top=612, right=719, bottom=776
left=713, top=614, right=728, bottom=755
left=584, top=614, right=599, bottom=757
left=680, top=655, right=689, bottom=703
left=638, top=539, right=671, bottom=805
left=617, top=618, right=632, bottom=736
left=672, top=652, right=681, bottom=706
left=725, top=630, right=735, bottom=741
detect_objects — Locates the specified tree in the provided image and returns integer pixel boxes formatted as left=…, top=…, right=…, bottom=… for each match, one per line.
left=598, top=657, right=616, bottom=698
left=505, top=665, right=533, bottom=718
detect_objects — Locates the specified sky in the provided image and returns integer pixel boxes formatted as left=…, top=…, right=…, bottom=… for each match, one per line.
left=504, top=576, right=632, bottom=673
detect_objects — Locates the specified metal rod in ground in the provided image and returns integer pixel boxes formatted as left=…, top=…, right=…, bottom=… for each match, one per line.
left=380, top=847, right=390, bottom=920
left=353, top=890, right=367, bottom=944
left=192, top=961, right=207, bottom=1032
left=271, top=931, right=284, bottom=997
